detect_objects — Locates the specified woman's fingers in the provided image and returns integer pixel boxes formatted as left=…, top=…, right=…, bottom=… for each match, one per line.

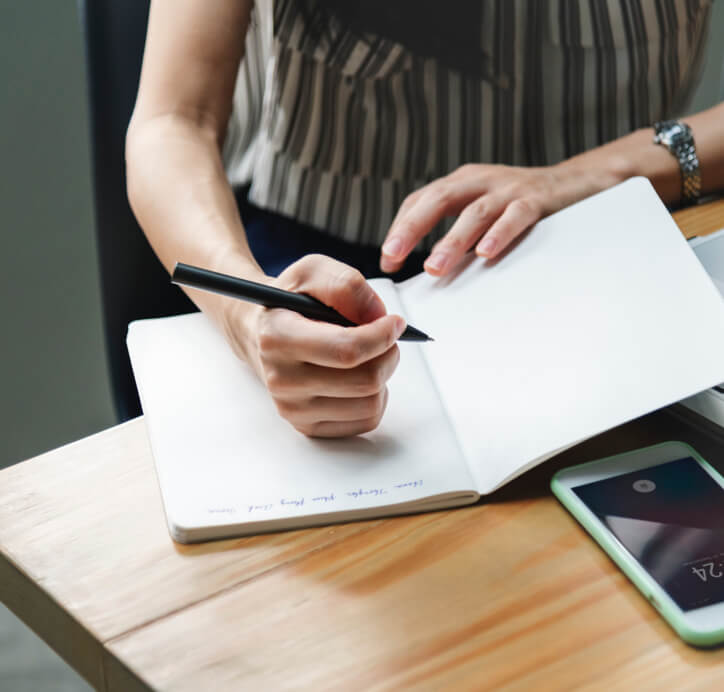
left=380, top=178, right=483, bottom=273
left=244, top=254, right=408, bottom=437
left=260, top=310, right=405, bottom=369
left=263, top=346, right=401, bottom=399
left=381, top=164, right=561, bottom=276
left=275, top=389, right=390, bottom=426
left=423, top=195, right=506, bottom=275
left=294, top=413, right=389, bottom=438
left=423, top=195, right=541, bottom=274
left=475, top=198, right=542, bottom=259
left=262, top=328, right=398, bottom=436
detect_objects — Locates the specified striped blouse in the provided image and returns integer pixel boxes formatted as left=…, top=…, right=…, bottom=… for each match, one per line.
left=222, top=0, right=712, bottom=249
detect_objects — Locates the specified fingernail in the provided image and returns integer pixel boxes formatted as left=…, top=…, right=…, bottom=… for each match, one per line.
left=382, top=238, right=403, bottom=258
left=477, top=237, right=497, bottom=256
left=394, top=316, right=407, bottom=337
left=425, top=252, right=448, bottom=273
left=379, top=257, right=397, bottom=274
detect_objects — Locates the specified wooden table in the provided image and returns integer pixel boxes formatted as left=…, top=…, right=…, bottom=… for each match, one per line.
left=2, top=201, right=724, bottom=691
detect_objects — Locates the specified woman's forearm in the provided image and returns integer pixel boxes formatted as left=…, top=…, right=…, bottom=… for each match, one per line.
left=126, top=114, right=261, bottom=277
left=126, top=113, right=266, bottom=357
left=555, top=101, right=724, bottom=208
left=125, top=0, right=261, bottom=357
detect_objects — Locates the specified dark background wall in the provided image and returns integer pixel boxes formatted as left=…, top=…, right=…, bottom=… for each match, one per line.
left=1, top=3, right=115, bottom=472
left=1, top=3, right=111, bottom=690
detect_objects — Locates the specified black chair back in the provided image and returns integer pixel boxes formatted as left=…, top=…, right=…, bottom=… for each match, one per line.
left=78, top=0, right=194, bottom=422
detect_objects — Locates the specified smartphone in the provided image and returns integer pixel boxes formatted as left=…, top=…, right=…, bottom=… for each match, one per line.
left=552, top=441, right=724, bottom=647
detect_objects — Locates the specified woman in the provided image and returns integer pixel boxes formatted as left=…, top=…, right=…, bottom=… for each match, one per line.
left=126, top=0, right=724, bottom=437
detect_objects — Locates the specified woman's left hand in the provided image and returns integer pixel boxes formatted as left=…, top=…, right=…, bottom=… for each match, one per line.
left=379, top=163, right=594, bottom=276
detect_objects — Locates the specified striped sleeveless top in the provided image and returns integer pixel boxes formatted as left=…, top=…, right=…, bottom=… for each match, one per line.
left=222, top=0, right=712, bottom=249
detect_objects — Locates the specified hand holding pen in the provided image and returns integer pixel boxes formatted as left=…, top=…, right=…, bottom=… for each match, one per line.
left=172, top=255, right=431, bottom=438
left=172, top=262, right=432, bottom=342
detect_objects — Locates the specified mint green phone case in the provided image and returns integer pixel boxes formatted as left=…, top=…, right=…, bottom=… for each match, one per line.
left=551, top=442, right=724, bottom=647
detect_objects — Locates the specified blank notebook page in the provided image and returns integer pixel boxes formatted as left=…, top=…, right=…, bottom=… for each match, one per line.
left=128, top=280, right=475, bottom=535
left=399, top=178, right=724, bottom=493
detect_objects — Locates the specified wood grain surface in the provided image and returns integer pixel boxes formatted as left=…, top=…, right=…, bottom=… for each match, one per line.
left=1, top=200, right=724, bottom=690
left=674, top=198, right=724, bottom=239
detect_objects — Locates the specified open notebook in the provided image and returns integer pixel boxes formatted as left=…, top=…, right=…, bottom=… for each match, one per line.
left=679, top=228, right=724, bottom=429
left=128, top=178, right=724, bottom=542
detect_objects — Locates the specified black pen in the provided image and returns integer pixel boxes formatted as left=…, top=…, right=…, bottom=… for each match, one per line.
left=171, top=263, right=433, bottom=342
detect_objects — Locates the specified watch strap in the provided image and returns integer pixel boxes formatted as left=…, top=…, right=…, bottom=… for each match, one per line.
left=653, top=119, right=701, bottom=205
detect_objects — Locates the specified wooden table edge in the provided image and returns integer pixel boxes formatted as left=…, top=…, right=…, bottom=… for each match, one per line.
left=1, top=545, right=149, bottom=692
left=673, top=196, right=724, bottom=238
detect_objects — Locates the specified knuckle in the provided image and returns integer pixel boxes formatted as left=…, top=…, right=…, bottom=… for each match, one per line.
left=279, top=253, right=323, bottom=289
left=423, top=183, right=453, bottom=209
left=358, top=412, right=384, bottom=435
left=257, top=319, right=281, bottom=354
left=467, top=199, right=492, bottom=226
left=360, top=347, right=398, bottom=394
left=341, top=266, right=367, bottom=292
left=276, top=266, right=302, bottom=290
left=401, top=190, right=419, bottom=210
left=367, top=390, right=387, bottom=417
left=273, top=397, right=294, bottom=417
left=264, top=367, right=288, bottom=397
left=510, top=197, right=539, bottom=217
left=440, top=233, right=469, bottom=254
left=357, top=389, right=389, bottom=430
left=457, top=163, right=478, bottom=176
left=394, top=219, right=418, bottom=244
left=515, top=182, right=532, bottom=198
left=297, top=253, right=325, bottom=271
left=331, top=336, right=363, bottom=367
left=388, top=344, right=401, bottom=372
left=358, top=365, right=386, bottom=396
left=295, top=422, right=317, bottom=437
left=331, top=266, right=367, bottom=300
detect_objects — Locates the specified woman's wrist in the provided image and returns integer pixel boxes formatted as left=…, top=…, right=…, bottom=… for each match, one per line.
left=549, top=144, right=636, bottom=211
left=183, top=244, right=270, bottom=368
left=551, top=126, right=682, bottom=207
left=220, top=298, right=264, bottom=370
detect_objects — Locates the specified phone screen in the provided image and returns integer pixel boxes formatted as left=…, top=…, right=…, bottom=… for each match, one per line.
left=572, top=457, right=724, bottom=611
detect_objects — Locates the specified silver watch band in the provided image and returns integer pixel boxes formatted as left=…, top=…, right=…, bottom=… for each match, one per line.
left=653, top=119, right=701, bottom=205
left=679, top=139, right=701, bottom=203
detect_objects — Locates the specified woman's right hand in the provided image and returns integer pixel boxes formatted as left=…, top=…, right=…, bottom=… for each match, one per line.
left=224, top=255, right=406, bottom=438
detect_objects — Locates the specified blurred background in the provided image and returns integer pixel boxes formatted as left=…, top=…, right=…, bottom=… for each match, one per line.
left=0, top=2, right=723, bottom=690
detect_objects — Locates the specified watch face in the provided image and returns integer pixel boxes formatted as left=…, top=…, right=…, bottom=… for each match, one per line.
left=667, top=123, right=691, bottom=146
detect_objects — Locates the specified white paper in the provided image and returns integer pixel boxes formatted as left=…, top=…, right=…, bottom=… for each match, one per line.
left=127, top=280, right=475, bottom=539
left=690, top=228, right=724, bottom=297
left=399, top=178, right=724, bottom=493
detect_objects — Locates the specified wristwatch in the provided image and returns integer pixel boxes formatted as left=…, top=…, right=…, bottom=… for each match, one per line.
left=653, top=119, right=701, bottom=205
